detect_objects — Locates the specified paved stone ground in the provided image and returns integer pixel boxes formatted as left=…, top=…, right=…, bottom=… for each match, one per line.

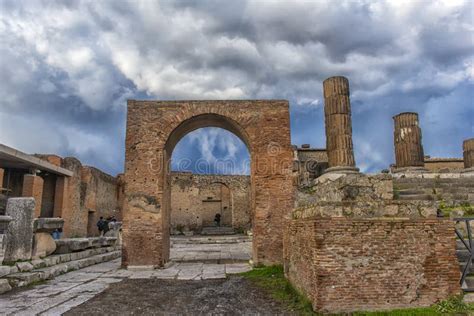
left=0, top=236, right=253, bottom=315
left=0, top=258, right=252, bottom=315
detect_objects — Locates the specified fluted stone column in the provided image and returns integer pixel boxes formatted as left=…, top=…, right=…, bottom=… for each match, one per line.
left=393, top=112, right=426, bottom=172
left=323, top=76, right=359, bottom=173
left=463, top=138, right=474, bottom=170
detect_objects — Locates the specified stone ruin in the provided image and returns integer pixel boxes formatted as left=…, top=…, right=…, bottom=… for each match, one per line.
left=0, top=75, right=472, bottom=313
left=121, top=75, right=471, bottom=313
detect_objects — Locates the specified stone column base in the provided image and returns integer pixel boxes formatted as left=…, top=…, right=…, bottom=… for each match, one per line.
left=324, top=166, right=360, bottom=174
left=392, top=167, right=428, bottom=174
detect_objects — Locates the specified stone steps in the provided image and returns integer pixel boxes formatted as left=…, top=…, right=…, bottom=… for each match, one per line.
left=200, top=226, right=236, bottom=235
left=0, top=247, right=121, bottom=294
left=396, top=194, right=434, bottom=201
left=172, top=235, right=251, bottom=245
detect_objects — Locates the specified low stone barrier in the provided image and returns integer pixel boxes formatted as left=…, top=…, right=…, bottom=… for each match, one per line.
left=0, top=245, right=121, bottom=294
left=55, top=237, right=117, bottom=254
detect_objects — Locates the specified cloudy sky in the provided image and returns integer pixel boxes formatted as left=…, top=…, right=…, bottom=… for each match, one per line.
left=0, top=0, right=472, bottom=176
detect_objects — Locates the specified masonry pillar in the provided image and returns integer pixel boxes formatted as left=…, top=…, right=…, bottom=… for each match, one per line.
left=22, top=174, right=44, bottom=218
left=0, top=168, right=4, bottom=188
left=53, top=176, right=68, bottom=218
left=393, top=112, right=426, bottom=172
left=463, top=138, right=474, bottom=170
left=323, top=76, right=359, bottom=173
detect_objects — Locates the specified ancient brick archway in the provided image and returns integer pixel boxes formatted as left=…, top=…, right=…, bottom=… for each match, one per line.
left=123, top=100, right=294, bottom=267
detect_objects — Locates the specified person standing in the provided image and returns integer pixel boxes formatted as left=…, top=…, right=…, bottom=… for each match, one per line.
left=214, top=213, right=221, bottom=227
left=97, top=216, right=106, bottom=236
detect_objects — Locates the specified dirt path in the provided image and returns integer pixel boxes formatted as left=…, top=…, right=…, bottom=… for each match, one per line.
left=65, top=276, right=293, bottom=315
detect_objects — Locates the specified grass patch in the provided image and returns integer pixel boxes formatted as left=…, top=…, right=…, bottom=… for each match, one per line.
left=439, top=201, right=474, bottom=217
left=239, top=265, right=314, bottom=315
left=240, top=266, right=474, bottom=315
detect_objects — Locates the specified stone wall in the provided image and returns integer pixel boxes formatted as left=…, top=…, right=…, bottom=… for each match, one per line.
left=285, top=217, right=460, bottom=313
left=170, top=172, right=250, bottom=232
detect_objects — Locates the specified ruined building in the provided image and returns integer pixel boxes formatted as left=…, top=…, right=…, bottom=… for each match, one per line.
left=1, top=74, right=473, bottom=313
left=0, top=144, right=124, bottom=238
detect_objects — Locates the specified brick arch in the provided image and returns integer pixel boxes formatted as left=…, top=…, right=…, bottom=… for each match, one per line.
left=123, top=100, right=294, bottom=267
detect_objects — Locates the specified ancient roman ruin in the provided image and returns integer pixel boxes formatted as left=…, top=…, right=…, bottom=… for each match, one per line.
left=1, top=76, right=473, bottom=313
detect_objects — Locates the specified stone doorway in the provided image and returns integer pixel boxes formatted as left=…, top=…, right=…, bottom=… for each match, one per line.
left=123, top=100, right=294, bottom=267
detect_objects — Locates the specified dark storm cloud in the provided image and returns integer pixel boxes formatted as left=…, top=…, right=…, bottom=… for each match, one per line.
left=0, top=0, right=472, bottom=175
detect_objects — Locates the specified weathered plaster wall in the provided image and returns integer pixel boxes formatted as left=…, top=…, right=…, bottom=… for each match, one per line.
left=170, top=172, right=250, bottom=232
left=35, top=156, right=123, bottom=238
left=81, top=167, right=121, bottom=237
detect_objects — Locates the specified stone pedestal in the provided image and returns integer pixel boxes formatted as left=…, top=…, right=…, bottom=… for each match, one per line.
left=22, top=174, right=44, bottom=218
left=4, top=198, right=35, bottom=262
left=393, top=112, right=426, bottom=171
left=32, top=217, right=64, bottom=258
left=323, top=76, right=359, bottom=174
left=0, top=215, right=12, bottom=264
left=464, top=138, right=474, bottom=169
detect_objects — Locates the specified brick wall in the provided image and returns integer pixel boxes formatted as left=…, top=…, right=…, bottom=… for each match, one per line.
left=39, top=173, right=56, bottom=218
left=285, top=217, right=460, bottom=313
left=22, top=174, right=44, bottom=218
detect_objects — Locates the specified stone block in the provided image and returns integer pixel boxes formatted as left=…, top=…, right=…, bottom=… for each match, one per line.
left=0, top=278, right=11, bottom=294
left=16, top=261, right=34, bottom=272
left=43, top=255, right=60, bottom=267
left=4, top=198, right=35, bottom=262
left=6, top=271, right=42, bottom=288
left=55, top=238, right=90, bottom=254
left=0, top=234, right=6, bottom=264
left=32, top=232, right=57, bottom=258
left=33, top=217, right=64, bottom=233
left=31, top=258, right=46, bottom=269
left=0, top=265, right=11, bottom=277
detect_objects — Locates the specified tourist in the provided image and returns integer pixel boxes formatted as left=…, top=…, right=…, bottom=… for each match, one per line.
left=214, top=213, right=221, bottom=227
left=97, top=217, right=107, bottom=236
left=52, top=227, right=62, bottom=240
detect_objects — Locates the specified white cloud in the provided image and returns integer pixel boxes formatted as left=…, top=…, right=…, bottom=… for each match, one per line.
left=0, top=0, right=472, bottom=174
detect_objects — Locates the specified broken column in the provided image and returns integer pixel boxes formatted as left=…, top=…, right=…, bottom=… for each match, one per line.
left=4, top=197, right=35, bottom=262
left=22, top=173, right=44, bottom=217
left=463, top=138, right=474, bottom=172
left=393, top=112, right=426, bottom=172
left=323, top=76, right=359, bottom=173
